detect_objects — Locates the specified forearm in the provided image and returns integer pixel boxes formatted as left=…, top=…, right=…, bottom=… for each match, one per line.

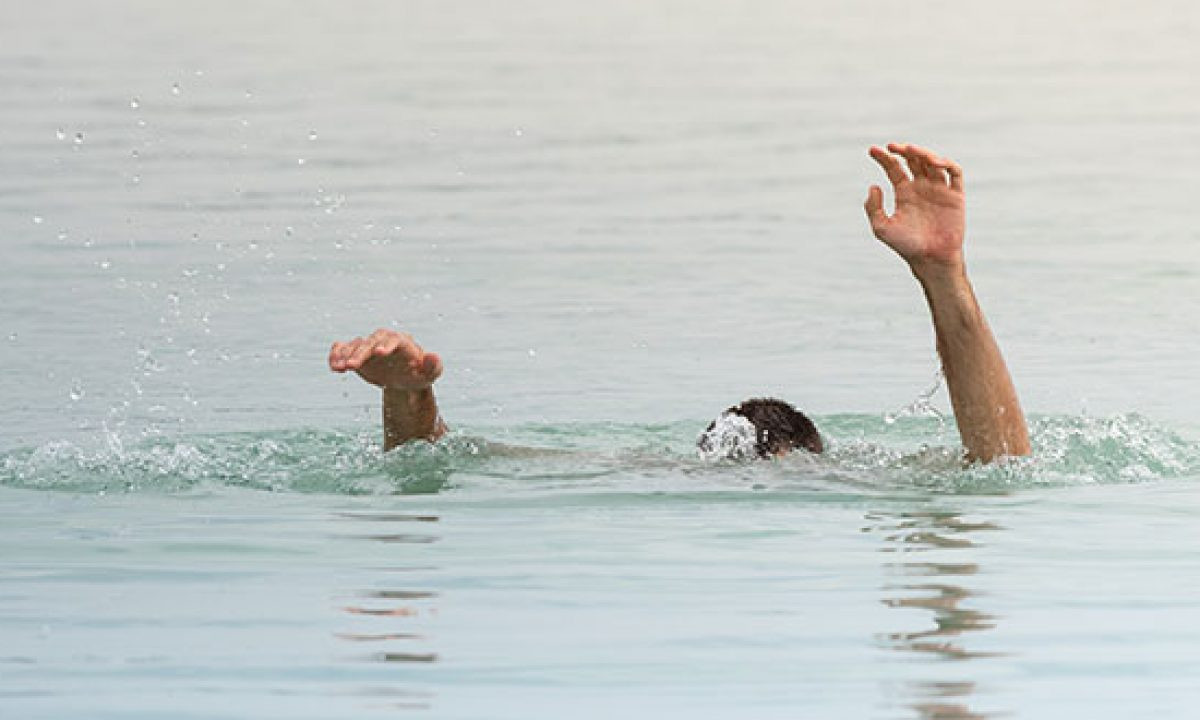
left=382, top=387, right=447, bottom=451
left=914, top=262, right=1030, bottom=462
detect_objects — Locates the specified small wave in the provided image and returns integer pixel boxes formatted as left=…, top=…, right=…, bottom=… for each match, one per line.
left=1, top=414, right=1197, bottom=496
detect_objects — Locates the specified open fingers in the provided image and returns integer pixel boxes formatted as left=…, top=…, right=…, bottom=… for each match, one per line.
left=888, top=143, right=941, bottom=184
left=944, top=160, right=964, bottom=191
left=329, top=342, right=349, bottom=371
left=869, top=146, right=910, bottom=187
left=345, top=337, right=376, bottom=369
left=890, top=143, right=963, bottom=190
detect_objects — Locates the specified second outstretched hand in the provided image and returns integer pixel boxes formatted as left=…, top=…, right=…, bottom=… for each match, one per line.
left=329, top=329, right=447, bottom=450
left=329, top=329, right=443, bottom=391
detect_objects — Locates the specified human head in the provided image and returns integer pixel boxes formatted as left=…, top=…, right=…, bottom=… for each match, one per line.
left=697, top=397, right=823, bottom=460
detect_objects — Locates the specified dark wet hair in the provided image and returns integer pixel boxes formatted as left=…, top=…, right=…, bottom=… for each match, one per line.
left=699, top=397, right=823, bottom=458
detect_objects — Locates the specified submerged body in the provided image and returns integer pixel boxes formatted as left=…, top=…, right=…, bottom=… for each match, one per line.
left=329, top=144, right=1029, bottom=463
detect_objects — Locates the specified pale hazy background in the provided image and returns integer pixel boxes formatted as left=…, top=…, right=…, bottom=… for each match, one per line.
left=3, top=0, right=1200, bottom=449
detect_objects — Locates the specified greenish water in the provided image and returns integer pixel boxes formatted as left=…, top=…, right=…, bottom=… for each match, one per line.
left=5, top=0, right=1200, bottom=717
left=3, top=415, right=1198, bottom=497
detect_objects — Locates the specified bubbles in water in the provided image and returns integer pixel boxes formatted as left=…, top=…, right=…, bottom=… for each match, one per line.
left=129, top=97, right=140, bottom=109
left=297, top=158, right=306, bottom=166
left=32, top=216, right=43, bottom=224
left=7, top=332, right=16, bottom=342
left=131, top=149, right=140, bottom=159
left=55, top=128, right=66, bottom=141
left=69, top=380, right=85, bottom=402
left=308, top=130, right=318, bottom=141
left=513, top=127, right=524, bottom=137
left=171, top=83, right=181, bottom=96
left=73, top=132, right=84, bottom=145
left=97, top=259, right=111, bottom=270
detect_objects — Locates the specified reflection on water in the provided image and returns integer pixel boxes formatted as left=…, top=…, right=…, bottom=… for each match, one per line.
left=868, top=509, right=1004, bottom=720
left=335, top=511, right=441, bottom=712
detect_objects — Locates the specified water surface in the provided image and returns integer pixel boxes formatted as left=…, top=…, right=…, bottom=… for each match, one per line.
left=3, top=0, right=1200, bottom=717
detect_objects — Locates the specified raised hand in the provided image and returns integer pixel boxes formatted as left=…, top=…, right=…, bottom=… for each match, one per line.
left=328, top=329, right=443, bottom=391
left=864, top=143, right=966, bottom=274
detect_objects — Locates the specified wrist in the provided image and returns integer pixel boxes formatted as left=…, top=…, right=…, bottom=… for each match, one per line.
left=383, top=385, right=435, bottom=402
left=909, top=253, right=966, bottom=286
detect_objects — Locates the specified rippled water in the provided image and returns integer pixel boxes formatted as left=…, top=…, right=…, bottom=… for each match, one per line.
left=4, top=0, right=1200, bottom=717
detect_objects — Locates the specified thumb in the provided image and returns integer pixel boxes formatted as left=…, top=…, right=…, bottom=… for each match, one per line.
left=864, top=185, right=888, bottom=237
left=421, top=352, right=443, bottom=380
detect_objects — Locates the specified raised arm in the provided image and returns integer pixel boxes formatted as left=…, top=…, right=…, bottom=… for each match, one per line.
left=864, top=143, right=1030, bottom=462
left=328, top=329, right=447, bottom=451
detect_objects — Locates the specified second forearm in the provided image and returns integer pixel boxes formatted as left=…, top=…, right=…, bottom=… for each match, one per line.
left=915, top=262, right=1030, bottom=462
left=382, top=387, right=447, bottom=451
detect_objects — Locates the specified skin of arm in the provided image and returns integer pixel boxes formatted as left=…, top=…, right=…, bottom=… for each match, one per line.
left=864, top=143, right=1030, bottom=462
left=328, top=329, right=447, bottom=451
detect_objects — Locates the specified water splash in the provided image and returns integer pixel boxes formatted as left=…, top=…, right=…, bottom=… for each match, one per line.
left=1, top=415, right=1196, bottom=497
left=885, top=368, right=946, bottom=427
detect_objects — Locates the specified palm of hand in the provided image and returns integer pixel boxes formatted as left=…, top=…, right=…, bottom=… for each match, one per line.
left=328, top=330, right=443, bottom=390
left=881, top=181, right=965, bottom=265
left=359, top=351, right=441, bottom=390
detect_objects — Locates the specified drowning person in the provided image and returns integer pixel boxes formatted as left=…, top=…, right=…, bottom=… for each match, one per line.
left=327, top=143, right=1031, bottom=464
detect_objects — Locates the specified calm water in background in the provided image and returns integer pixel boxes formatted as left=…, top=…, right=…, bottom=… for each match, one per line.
left=3, top=1, right=1200, bottom=717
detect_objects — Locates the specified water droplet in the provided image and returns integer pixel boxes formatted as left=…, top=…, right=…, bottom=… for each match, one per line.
left=244, top=90, right=253, bottom=99
left=513, top=127, right=524, bottom=137
left=308, top=130, right=318, bottom=141
left=527, top=349, right=537, bottom=357
left=83, top=238, right=94, bottom=247
left=7, top=332, right=16, bottom=342
left=55, top=128, right=66, bottom=141
left=284, top=226, right=294, bottom=236
left=129, top=97, right=140, bottom=109
left=131, top=149, right=140, bottom=159
left=69, top=380, right=85, bottom=402
left=73, top=132, right=84, bottom=145
left=171, top=82, right=181, bottom=95
left=297, top=157, right=306, bottom=166
left=131, top=174, right=141, bottom=185
left=98, top=259, right=111, bottom=270
left=32, top=216, right=43, bottom=224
